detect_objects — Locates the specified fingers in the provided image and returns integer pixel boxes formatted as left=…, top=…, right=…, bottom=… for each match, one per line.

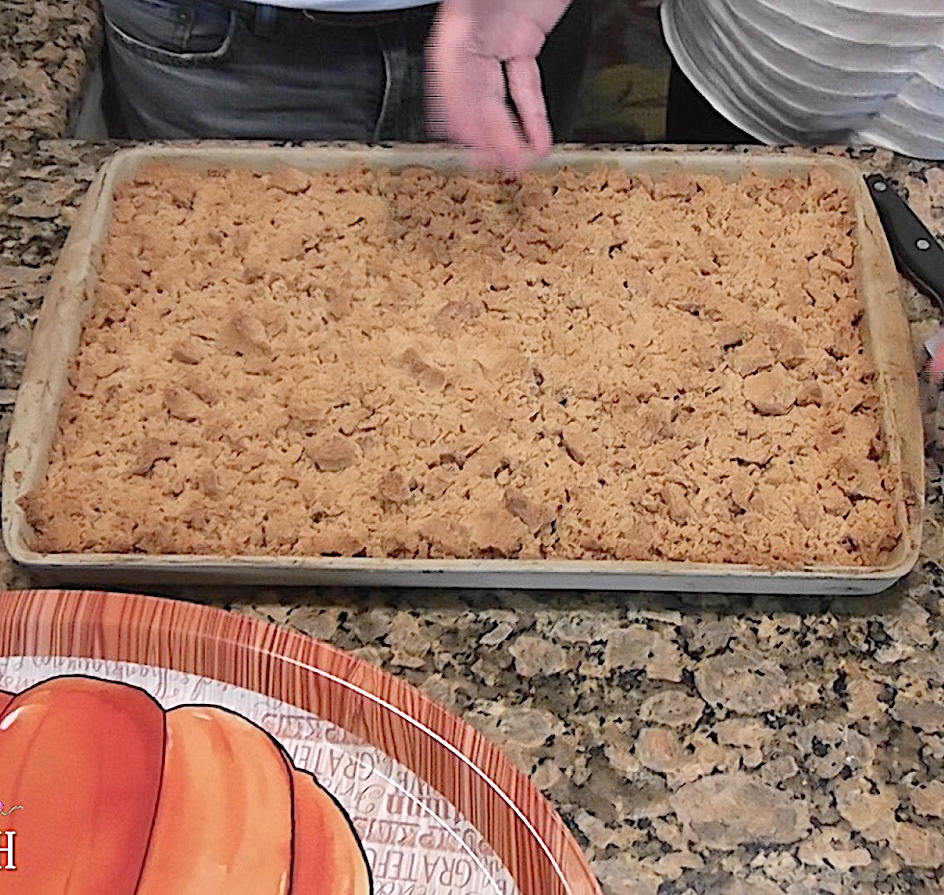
left=929, top=346, right=944, bottom=385
left=505, top=57, right=553, bottom=159
left=465, top=66, right=536, bottom=172
left=426, top=4, right=555, bottom=172
left=427, top=59, right=549, bottom=171
left=427, top=49, right=535, bottom=172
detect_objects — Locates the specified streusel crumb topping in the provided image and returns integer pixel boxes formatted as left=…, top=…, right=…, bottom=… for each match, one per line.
left=22, top=163, right=900, bottom=566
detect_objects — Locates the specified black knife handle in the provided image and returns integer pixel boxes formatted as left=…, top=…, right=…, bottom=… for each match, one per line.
left=865, top=173, right=944, bottom=312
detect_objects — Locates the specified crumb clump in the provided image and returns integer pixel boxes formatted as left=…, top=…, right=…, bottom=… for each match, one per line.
left=21, top=162, right=902, bottom=567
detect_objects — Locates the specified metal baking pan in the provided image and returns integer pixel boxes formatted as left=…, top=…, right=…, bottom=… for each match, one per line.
left=2, top=145, right=924, bottom=593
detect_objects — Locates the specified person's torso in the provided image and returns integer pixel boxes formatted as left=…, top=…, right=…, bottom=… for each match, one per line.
left=662, top=0, right=944, bottom=159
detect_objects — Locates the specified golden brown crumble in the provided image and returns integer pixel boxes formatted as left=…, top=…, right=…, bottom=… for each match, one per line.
left=21, top=162, right=901, bottom=566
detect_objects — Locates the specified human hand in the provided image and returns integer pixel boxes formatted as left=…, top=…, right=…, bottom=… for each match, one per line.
left=427, top=0, right=574, bottom=172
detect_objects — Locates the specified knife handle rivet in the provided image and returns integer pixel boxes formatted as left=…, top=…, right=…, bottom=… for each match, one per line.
left=873, top=180, right=887, bottom=191
left=917, top=238, right=932, bottom=251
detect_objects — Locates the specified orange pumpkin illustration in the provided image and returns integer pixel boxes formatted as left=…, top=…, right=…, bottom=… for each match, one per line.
left=0, top=675, right=372, bottom=894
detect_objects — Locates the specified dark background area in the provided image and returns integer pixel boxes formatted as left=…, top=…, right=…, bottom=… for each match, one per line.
left=572, top=0, right=670, bottom=143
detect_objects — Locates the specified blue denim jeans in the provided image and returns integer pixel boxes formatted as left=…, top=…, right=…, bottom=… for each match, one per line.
left=100, top=0, right=593, bottom=143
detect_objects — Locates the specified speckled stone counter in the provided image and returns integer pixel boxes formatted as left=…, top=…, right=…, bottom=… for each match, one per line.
left=0, top=0, right=98, bottom=138
left=4, top=6, right=944, bottom=895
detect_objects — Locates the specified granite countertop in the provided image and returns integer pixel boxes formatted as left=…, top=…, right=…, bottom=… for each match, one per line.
left=4, top=4, right=944, bottom=894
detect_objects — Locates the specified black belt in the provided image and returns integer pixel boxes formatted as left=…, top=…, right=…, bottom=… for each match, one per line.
left=201, top=0, right=440, bottom=29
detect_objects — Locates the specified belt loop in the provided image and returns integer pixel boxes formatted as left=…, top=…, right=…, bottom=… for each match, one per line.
left=253, top=4, right=277, bottom=38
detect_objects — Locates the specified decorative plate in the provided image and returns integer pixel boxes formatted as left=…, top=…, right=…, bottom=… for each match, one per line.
left=0, top=589, right=600, bottom=895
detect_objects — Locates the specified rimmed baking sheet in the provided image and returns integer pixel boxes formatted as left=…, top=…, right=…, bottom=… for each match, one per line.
left=1, top=145, right=924, bottom=593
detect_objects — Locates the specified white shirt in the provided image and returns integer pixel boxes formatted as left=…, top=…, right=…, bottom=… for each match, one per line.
left=239, top=0, right=432, bottom=10
left=661, top=0, right=944, bottom=159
